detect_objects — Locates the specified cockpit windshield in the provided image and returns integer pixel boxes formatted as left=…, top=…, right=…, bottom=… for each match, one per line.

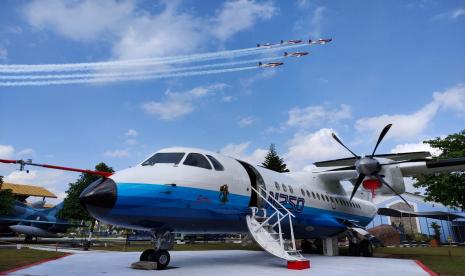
left=141, top=152, right=185, bottom=166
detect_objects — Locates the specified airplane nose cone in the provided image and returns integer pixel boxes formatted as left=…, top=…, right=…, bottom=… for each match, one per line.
left=79, top=178, right=117, bottom=215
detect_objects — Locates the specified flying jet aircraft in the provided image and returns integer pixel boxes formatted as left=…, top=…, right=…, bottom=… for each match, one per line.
left=284, top=52, right=309, bottom=57
left=280, top=39, right=303, bottom=45
left=0, top=201, right=75, bottom=241
left=258, top=61, right=284, bottom=68
left=308, top=38, right=333, bottom=44
left=1, top=124, right=465, bottom=270
left=256, top=42, right=273, bottom=48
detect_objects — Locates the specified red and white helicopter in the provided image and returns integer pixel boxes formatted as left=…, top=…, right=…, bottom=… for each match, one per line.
left=1, top=124, right=464, bottom=270
left=258, top=61, right=284, bottom=68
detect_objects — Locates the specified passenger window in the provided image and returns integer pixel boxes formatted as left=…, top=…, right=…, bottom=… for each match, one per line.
left=288, top=186, right=294, bottom=194
left=206, top=155, right=224, bottom=171
left=316, top=193, right=320, bottom=200
left=275, top=182, right=280, bottom=190
left=311, top=192, right=316, bottom=199
left=325, top=195, right=330, bottom=202
left=330, top=197, right=334, bottom=203
left=301, top=189, right=305, bottom=196
left=282, top=184, right=287, bottom=192
left=141, top=152, right=185, bottom=166
left=321, top=194, right=325, bottom=201
left=306, top=190, right=310, bottom=197
left=183, top=153, right=212, bottom=170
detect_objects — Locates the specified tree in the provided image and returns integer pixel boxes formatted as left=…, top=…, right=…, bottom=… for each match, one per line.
left=58, top=162, right=114, bottom=227
left=0, top=176, right=15, bottom=215
left=262, top=144, right=290, bottom=173
left=413, top=130, right=465, bottom=209
left=430, top=221, right=441, bottom=241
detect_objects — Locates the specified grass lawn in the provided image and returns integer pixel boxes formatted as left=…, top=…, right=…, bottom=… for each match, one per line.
left=0, top=248, right=69, bottom=273
left=374, top=246, right=465, bottom=275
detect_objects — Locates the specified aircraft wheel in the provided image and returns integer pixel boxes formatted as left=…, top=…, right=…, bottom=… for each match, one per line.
left=154, top=250, right=170, bottom=270
left=140, top=249, right=156, bottom=261
left=139, top=249, right=170, bottom=269
left=360, top=240, right=373, bottom=257
left=348, top=242, right=360, bottom=256
left=24, top=235, right=33, bottom=243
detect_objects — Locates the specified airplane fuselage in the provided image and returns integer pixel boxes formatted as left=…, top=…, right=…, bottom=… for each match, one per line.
left=80, top=147, right=377, bottom=239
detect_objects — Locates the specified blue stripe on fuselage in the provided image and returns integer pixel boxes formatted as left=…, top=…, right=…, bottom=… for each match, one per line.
left=106, top=183, right=373, bottom=236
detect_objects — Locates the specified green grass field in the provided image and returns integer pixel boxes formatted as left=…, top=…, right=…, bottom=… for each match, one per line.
left=374, top=246, right=465, bottom=275
left=0, top=248, right=68, bottom=273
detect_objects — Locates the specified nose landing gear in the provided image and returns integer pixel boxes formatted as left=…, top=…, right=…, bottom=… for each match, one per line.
left=139, top=230, right=174, bottom=270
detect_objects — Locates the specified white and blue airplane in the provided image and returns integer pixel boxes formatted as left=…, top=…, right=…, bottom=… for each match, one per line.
left=3, top=124, right=465, bottom=269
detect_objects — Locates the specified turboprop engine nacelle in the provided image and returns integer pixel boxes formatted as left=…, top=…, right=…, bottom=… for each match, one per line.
left=362, top=165, right=405, bottom=196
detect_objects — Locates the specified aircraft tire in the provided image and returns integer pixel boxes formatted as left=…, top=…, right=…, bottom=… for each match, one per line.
left=140, top=249, right=156, bottom=261
left=360, top=240, right=373, bottom=257
left=139, top=249, right=170, bottom=269
left=154, top=250, right=170, bottom=270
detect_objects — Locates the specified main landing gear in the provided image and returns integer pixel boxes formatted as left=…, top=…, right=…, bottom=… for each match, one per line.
left=140, top=230, right=174, bottom=270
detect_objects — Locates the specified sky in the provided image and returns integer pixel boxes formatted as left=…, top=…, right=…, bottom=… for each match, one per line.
left=1, top=0, right=465, bottom=202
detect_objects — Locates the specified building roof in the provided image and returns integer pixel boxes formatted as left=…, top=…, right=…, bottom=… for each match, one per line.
left=378, top=207, right=465, bottom=221
left=0, top=182, right=57, bottom=198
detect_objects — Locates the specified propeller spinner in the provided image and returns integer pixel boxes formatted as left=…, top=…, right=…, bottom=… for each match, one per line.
left=330, top=124, right=411, bottom=207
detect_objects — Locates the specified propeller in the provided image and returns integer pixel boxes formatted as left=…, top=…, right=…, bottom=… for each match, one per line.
left=330, top=124, right=411, bottom=207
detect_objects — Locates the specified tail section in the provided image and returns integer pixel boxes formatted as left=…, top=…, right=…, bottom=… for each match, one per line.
left=43, top=201, right=64, bottom=217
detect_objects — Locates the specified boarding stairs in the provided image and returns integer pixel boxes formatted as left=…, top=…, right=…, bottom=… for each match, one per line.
left=246, top=186, right=308, bottom=266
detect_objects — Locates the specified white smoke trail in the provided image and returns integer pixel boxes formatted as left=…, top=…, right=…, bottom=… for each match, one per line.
left=0, top=56, right=281, bottom=81
left=0, top=43, right=305, bottom=73
left=0, top=66, right=258, bottom=86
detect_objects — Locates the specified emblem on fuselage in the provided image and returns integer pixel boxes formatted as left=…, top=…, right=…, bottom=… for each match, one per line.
left=219, top=184, right=229, bottom=203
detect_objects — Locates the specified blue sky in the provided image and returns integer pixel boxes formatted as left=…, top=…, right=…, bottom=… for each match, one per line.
left=1, top=0, right=465, bottom=201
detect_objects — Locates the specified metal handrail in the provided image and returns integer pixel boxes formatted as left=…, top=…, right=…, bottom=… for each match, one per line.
left=250, top=185, right=295, bottom=218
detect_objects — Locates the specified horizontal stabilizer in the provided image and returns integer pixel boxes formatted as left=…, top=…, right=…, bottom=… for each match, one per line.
left=314, top=151, right=432, bottom=167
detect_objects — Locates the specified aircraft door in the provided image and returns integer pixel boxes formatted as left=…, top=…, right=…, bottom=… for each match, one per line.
left=237, top=160, right=267, bottom=208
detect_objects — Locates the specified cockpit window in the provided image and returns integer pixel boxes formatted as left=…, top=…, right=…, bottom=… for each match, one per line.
left=141, top=152, right=185, bottom=166
left=183, top=153, right=212, bottom=170
left=206, top=155, right=224, bottom=171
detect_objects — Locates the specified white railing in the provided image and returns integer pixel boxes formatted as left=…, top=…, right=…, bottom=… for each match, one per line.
left=249, top=185, right=297, bottom=251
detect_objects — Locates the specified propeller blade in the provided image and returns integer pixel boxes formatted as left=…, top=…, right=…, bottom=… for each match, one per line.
left=371, top=124, right=392, bottom=157
left=350, top=173, right=365, bottom=201
left=376, top=175, right=411, bottom=208
left=323, top=165, right=356, bottom=172
left=331, top=133, right=359, bottom=159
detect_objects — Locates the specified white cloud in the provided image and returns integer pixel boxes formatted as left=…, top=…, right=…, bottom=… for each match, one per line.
left=433, top=8, right=465, bottom=20
left=391, top=141, right=442, bottom=156
left=5, top=169, right=75, bottom=203
left=0, top=45, right=7, bottom=62
left=356, top=84, right=465, bottom=140
left=433, top=84, right=465, bottom=115
left=16, top=148, right=35, bottom=157
left=111, top=3, right=206, bottom=60
left=104, top=149, right=131, bottom=158
left=125, top=129, right=138, bottom=137
left=141, top=83, right=227, bottom=120
left=241, top=69, right=277, bottom=92
left=356, top=102, right=439, bottom=140
left=286, top=104, right=351, bottom=128
left=23, top=0, right=277, bottom=61
left=294, top=6, right=326, bottom=38
left=211, top=0, right=277, bottom=42
left=221, top=95, right=233, bottom=102
left=0, top=145, right=14, bottom=159
left=238, top=116, right=257, bottom=127
left=23, top=0, right=135, bottom=41
left=220, top=142, right=267, bottom=165
left=284, top=128, right=349, bottom=170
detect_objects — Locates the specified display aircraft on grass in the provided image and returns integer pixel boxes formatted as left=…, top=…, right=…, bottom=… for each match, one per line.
left=0, top=201, right=76, bottom=241
left=2, top=124, right=465, bottom=270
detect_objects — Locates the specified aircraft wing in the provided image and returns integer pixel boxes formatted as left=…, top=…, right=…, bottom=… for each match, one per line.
left=398, top=157, right=465, bottom=177
left=315, top=157, right=465, bottom=179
